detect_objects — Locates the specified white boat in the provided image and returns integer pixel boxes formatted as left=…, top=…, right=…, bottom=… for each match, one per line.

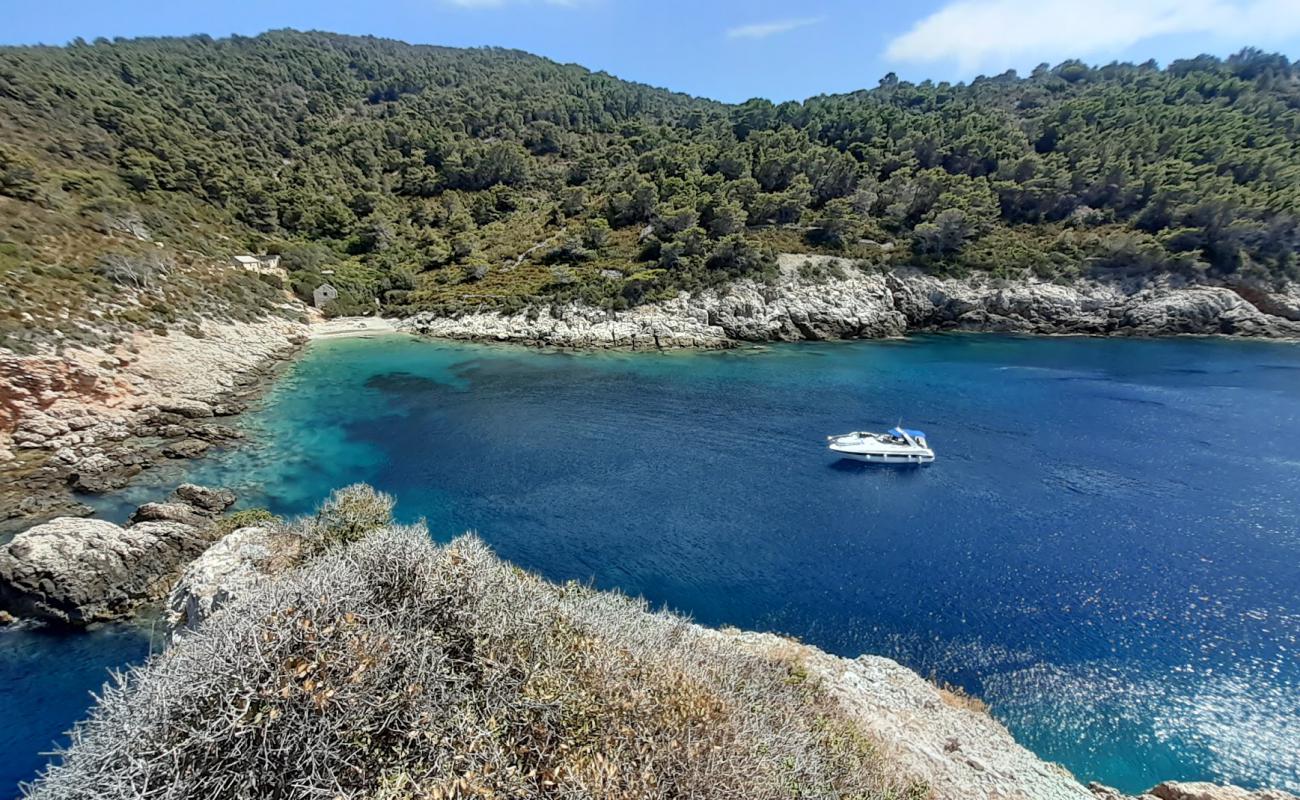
left=827, top=427, right=935, bottom=464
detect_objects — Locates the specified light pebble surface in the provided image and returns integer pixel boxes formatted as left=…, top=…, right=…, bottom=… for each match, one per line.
left=308, top=316, right=404, bottom=339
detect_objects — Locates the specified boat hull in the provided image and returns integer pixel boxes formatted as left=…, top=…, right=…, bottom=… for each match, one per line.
left=829, top=447, right=935, bottom=464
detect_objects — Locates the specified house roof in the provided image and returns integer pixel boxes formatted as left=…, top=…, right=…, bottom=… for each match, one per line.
left=231, top=255, right=260, bottom=265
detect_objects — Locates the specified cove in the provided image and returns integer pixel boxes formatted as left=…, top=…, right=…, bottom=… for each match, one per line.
left=7, top=334, right=1300, bottom=796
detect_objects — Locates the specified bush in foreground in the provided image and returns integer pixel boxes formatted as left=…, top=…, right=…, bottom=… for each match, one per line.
left=26, top=489, right=928, bottom=799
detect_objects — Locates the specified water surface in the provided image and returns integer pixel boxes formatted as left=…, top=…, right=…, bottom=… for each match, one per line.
left=9, top=334, right=1300, bottom=795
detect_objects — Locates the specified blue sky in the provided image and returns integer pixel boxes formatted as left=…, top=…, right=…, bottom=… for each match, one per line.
left=4, top=0, right=1300, bottom=102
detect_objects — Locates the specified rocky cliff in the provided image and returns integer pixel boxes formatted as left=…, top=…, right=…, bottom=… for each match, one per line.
left=0, top=316, right=308, bottom=530
left=405, top=256, right=1300, bottom=349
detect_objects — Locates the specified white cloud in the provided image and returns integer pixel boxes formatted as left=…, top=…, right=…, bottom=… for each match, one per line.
left=726, top=16, right=826, bottom=40
left=884, top=0, right=1300, bottom=71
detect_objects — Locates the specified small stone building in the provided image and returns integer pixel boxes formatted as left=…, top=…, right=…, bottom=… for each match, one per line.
left=313, top=283, right=339, bottom=309
left=231, top=254, right=286, bottom=280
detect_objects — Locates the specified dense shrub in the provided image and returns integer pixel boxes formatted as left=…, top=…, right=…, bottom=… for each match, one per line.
left=308, top=484, right=396, bottom=550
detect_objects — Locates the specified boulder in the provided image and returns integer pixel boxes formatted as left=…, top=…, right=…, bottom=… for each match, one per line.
left=0, top=483, right=237, bottom=624
left=161, top=438, right=210, bottom=459
left=0, top=517, right=215, bottom=624
left=127, top=484, right=235, bottom=527
left=172, top=483, right=236, bottom=513
left=190, top=424, right=243, bottom=442
left=167, top=525, right=273, bottom=634
left=1148, top=782, right=1297, bottom=800
left=129, top=502, right=211, bottom=528
left=156, top=398, right=214, bottom=419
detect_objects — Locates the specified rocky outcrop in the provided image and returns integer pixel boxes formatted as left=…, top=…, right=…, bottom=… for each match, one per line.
left=1091, top=780, right=1299, bottom=800
left=167, top=524, right=272, bottom=634
left=1224, top=280, right=1300, bottom=322
left=406, top=300, right=733, bottom=349
left=1147, top=782, right=1297, bottom=800
left=0, top=316, right=307, bottom=531
left=0, top=517, right=208, bottom=624
left=404, top=257, right=1300, bottom=349
left=721, top=629, right=1097, bottom=800
left=0, top=485, right=235, bottom=625
left=129, top=501, right=213, bottom=528
left=158, top=521, right=1300, bottom=800
left=27, top=487, right=1293, bottom=800
left=172, top=483, right=236, bottom=513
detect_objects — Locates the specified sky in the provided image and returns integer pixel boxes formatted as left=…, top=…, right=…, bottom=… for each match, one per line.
left=3, top=0, right=1300, bottom=102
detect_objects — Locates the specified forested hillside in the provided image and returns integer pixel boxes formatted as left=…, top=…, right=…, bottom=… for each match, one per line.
left=1, top=30, right=1298, bottom=332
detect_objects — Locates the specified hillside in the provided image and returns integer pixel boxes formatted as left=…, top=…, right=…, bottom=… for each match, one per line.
left=2, top=30, right=1298, bottom=348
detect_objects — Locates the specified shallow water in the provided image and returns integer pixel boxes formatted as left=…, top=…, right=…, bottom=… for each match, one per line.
left=6, top=334, right=1299, bottom=795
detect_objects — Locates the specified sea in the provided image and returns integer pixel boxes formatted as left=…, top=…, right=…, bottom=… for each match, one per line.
left=3, top=334, right=1298, bottom=796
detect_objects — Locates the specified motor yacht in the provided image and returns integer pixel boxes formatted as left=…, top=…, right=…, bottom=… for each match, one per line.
left=827, top=427, right=935, bottom=464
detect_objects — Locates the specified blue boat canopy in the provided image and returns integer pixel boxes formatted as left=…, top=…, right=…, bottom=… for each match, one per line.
left=891, top=427, right=927, bottom=439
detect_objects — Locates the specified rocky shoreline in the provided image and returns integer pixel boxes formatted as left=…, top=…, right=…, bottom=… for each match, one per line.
left=0, top=316, right=309, bottom=533
left=0, top=483, right=237, bottom=625
left=406, top=255, right=1300, bottom=349
left=7, top=260, right=1295, bottom=532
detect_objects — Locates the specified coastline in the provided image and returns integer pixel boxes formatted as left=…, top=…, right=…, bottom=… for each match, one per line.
left=0, top=315, right=310, bottom=534
left=0, top=314, right=418, bottom=532
left=3, top=324, right=1298, bottom=798
left=308, top=316, right=404, bottom=340
left=18, top=500, right=1292, bottom=800
left=405, top=256, right=1300, bottom=350
left=5, top=261, right=1299, bottom=531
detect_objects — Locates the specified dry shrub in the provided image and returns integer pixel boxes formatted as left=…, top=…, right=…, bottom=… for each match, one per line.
left=26, top=494, right=930, bottom=800
left=257, top=485, right=397, bottom=572
left=312, top=483, right=396, bottom=546
left=212, top=507, right=279, bottom=537
left=94, top=251, right=174, bottom=290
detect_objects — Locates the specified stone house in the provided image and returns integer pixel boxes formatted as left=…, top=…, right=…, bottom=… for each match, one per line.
left=313, top=283, right=339, bottom=309
left=231, top=254, right=286, bottom=280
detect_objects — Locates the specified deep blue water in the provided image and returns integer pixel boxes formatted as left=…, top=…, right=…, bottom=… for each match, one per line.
left=0, top=623, right=152, bottom=797
left=5, top=334, right=1299, bottom=796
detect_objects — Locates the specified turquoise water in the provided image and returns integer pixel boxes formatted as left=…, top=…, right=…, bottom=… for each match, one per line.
left=6, top=335, right=1300, bottom=795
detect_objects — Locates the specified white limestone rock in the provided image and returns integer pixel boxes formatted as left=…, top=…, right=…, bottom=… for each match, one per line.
left=1145, top=781, right=1297, bottom=800
left=403, top=257, right=1300, bottom=349
left=167, top=525, right=273, bottom=634
left=0, top=517, right=211, bottom=624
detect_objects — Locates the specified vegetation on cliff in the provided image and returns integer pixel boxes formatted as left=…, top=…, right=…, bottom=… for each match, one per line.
left=1, top=30, right=1298, bottom=340
left=26, top=485, right=928, bottom=799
